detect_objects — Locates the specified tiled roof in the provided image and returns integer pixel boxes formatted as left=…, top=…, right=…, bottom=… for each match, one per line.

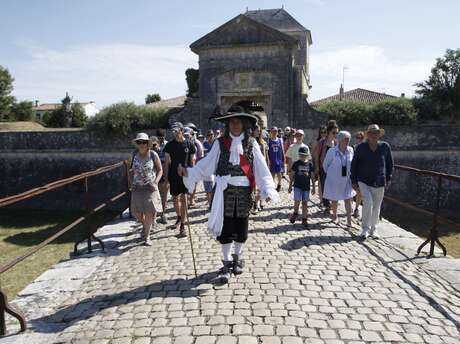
left=33, top=102, right=94, bottom=111
left=245, top=8, right=308, bottom=33
left=310, top=88, right=397, bottom=107
left=145, top=96, right=186, bottom=109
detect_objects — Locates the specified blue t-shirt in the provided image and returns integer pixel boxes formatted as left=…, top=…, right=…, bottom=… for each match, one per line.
left=203, top=140, right=214, bottom=156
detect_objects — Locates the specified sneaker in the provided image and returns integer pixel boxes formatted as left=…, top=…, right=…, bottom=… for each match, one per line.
left=144, top=240, right=152, bottom=246
left=370, top=231, right=380, bottom=239
left=289, top=213, right=298, bottom=224
left=302, top=218, right=309, bottom=228
left=158, top=214, right=167, bottom=224
left=359, top=231, right=370, bottom=240
left=353, top=209, right=360, bottom=218
left=178, top=223, right=187, bottom=238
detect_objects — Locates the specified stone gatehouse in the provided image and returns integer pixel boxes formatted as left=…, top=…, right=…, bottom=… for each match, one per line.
left=173, top=8, right=326, bottom=130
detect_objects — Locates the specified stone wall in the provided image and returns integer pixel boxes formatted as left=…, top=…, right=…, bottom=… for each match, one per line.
left=1, top=126, right=459, bottom=212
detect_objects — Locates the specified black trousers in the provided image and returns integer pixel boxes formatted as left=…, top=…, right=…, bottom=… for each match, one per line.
left=217, top=216, right=249, bottom=244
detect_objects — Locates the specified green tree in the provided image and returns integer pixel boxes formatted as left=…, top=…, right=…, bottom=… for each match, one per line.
left=10, top=101, right=34, bottom=121
left=70, top=103, right=87, bottom=127
left=145, top=93, right=161, bottom=104
left=0, top=66, right=16, bottom=120
left=414, top=48, right=460, bottom=121
left=185, top=68, right=199, bottom=96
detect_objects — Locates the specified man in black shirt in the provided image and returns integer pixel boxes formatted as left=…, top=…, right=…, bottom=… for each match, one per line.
left=164, top=122, right=196, bottom=237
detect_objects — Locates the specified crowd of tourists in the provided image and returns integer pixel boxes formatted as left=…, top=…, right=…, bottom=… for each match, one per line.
left=127, top=112, right=393, bottom=283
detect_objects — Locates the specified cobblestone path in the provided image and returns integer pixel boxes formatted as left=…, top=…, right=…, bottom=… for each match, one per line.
left=7, top=187, right=460, bottom=343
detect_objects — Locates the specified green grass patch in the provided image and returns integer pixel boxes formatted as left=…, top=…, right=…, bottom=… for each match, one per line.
left=0, top=208, right=119, bottom=298
left=382, top=207, right=460, bottom=257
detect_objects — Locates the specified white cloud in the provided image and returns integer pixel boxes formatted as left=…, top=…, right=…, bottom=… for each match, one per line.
left=309, top=45, right=433, bottom=101
left=10, top=43, right=198, bottom=107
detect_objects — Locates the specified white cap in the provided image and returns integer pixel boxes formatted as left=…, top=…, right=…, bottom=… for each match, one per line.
left=296, top=129, right=305, bottom=135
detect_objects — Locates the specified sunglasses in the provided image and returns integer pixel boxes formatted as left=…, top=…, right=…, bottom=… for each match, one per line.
left=355, top=136, right=364, bottom=140
left=136, top=140, right=148, bottom=145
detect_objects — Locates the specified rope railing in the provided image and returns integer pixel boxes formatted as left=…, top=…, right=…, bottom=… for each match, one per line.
left=0, top=160, right=130, bottom=336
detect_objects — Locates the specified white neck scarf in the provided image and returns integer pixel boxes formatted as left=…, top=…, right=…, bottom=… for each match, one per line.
left=229, top=133, right=244, bottom=165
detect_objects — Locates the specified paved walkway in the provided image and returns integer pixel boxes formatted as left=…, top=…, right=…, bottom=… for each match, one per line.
left=2, top=185, right=460, bottom=344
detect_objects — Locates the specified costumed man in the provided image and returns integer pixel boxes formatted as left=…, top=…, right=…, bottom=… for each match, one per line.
left=177, top=111, right=280, bottom=283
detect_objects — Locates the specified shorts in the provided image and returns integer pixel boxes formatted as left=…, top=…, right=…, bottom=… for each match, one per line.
left=203, top=180, right=214, bottom=193
left=270, top=163, right=283, bottom=174
left=294, top=187, right=310, bottom=202
left=169, top=176, right=188, bottom=196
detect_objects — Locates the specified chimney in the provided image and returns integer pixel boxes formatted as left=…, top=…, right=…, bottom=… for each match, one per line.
left=339, top=84, right=344, bottom=100
left=401, top=93, right=405, bottom=98
left=34, top=100, right=39, bottom=107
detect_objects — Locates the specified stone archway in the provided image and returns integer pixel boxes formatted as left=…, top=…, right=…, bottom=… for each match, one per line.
left=219, top=95, right=271, bottom=129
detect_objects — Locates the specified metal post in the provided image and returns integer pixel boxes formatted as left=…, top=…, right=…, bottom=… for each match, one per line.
left=0, top=288, right=26, bottom=336
left=417, top=175, right=447, bottom=257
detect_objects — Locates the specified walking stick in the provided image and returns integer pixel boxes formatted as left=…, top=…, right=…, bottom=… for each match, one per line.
left=180, top=163, right=198, bottom=279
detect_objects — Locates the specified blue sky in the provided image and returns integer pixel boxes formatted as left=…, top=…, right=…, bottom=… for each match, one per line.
left=1, top=0, right=458, bottom=108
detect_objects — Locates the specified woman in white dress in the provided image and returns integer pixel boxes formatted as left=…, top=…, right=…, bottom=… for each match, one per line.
left=323, top=131, right=356, bottom=226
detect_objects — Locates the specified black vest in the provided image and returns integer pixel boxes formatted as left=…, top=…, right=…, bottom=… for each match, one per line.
left=216, top=136, right=255, bottom=177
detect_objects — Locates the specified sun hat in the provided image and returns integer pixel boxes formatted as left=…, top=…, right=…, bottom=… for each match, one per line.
left=270, top=126, right=278, bottom=131
left=132, top=132, right=150, bottom=144
left=284, top=126, right=291, bottom=132
left=366, top=124, right=385, bottom=136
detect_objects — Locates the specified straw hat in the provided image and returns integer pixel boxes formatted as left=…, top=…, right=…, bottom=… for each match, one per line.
left=366, top=124, right=385, bottom=136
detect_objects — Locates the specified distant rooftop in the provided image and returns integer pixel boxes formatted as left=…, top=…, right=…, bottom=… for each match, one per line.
left=145, top=96, right=186, bottom=109
left=33, top=101, right=95, bottom=111
left=310, top=88, right=398, bottom=107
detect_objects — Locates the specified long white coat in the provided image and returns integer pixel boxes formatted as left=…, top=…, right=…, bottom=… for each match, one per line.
left=323, top=146, right=356, bottom=201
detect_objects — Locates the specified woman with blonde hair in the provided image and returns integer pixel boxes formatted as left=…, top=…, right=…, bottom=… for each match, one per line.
left=128, top=133, right=163, bottom=246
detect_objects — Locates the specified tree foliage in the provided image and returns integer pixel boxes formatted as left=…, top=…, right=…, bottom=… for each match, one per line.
left=145, top=93, right=161, bottom=104
left=414, top=48, right=460, bottom=121
left=86, top=102, right=169, bottom=136
left=43, top=99, right=88, bottom=128
left=317, top=98, right=417, bottom=126
left=185, top=68, right=199, bottom=96
left=0, top=66, right=15, bottom=120
left=10, top=101, right=34, bottom=121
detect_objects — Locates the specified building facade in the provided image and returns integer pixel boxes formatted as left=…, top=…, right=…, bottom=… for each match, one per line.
left=189, top=8, right=317, bottom=129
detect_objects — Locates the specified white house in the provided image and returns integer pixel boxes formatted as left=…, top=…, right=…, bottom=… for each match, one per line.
left=32, top=98, right=99, bottom=121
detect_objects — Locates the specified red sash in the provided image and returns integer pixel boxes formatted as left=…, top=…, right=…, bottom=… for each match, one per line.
left=222, top=137, right=256, bottom=191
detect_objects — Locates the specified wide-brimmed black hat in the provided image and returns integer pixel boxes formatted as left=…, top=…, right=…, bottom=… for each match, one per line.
left=214, top=111, right=259, bottom=124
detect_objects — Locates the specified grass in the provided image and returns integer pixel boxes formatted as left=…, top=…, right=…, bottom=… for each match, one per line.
left=0, top=209, right=120, bottom=299
left=382, top=207, right=460, bottom=257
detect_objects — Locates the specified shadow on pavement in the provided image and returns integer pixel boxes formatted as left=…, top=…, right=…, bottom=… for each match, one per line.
left=33, top=271, right=217, bottom=333
left=280, top=235, right=355, bottom=251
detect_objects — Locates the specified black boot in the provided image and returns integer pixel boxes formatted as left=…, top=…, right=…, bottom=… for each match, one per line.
left=232, top=254, right=245, bottom=275
left=217, top=260, right=233, bottom=284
